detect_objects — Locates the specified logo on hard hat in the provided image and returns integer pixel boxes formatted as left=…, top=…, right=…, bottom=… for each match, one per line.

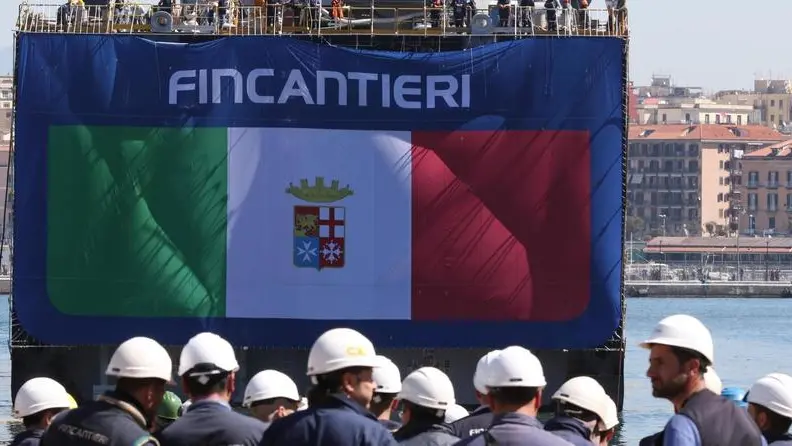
left=345, top=346, right=368, bottom=356
left=287, top=177, right=353, bottom=271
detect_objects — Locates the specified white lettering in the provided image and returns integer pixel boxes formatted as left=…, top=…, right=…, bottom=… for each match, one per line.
left=212, top=69, right=244, bottom=104
left=426, top=75, right=459, bottom=108
left=393, top=75, right=421, bottom=109
left=278, top=69, right=314, bottom=105
left=348, top=72, right=378, bottom=106
left=168, top=70, right=196, bottom=105
left=317, top=71, right=348, bottom=106
left=246, top=68, right=275, bottom=104
left=167, top=69, right=472, bottom=109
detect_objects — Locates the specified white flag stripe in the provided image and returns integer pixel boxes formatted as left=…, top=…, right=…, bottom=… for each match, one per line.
left=226, top=128, right=413, bottom=320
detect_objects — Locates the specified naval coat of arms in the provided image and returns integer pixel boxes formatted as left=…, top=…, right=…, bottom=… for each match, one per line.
left=286, top=177, right=353, bottom=270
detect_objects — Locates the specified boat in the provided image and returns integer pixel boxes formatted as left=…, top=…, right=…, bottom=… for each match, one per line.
left=8, top=1, right=629, bottom=410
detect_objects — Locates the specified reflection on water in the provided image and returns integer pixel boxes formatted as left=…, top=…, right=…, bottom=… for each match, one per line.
left=1, top=297, right=791, bottom=444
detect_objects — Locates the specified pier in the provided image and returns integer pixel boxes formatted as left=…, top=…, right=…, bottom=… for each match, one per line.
left=626, top=281, right=792, bottom=298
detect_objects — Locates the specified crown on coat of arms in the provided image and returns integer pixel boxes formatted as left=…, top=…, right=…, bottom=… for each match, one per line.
left=285, top=177, right=354, bottom=203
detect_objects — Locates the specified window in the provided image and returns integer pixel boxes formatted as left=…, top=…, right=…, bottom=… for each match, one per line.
left=767, top=193, right=779, bottom=212
left=787, top=194, right=792, bottom=209
left=787, top=171, right=792, bottom=187
left=737, top=115, right=743, bottom=125
left=727, top=115, right=732, bottom=124
left=705, top=115, right=710, bottom=124
left=772, top=100, right=776, bottom=107
left=685, top=113, right=691, bottom=123
left=662, top=113, right=667, bottom=123
left=717, top=193, right=724, bottom=202
left=748, top=193, right=758, bottom=211
left=769, top=217, right=776, bottom=230
left=716, top=114, right=721, bottom=124
left=719, top=160, right=724, bottom=169
left=719, top=177, right=724, bottom=185
left=771, top=114, right=776, bottom=123
left=781, top=100, right=785, bottom=109
left=748, top=171, right=759, bottom=186
left=769, top=171, right=780, bottom=187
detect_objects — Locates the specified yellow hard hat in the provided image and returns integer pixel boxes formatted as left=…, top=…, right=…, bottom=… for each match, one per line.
left=66, top=393, right=78, bottom=409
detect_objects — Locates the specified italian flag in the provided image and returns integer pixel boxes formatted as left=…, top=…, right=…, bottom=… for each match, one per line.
left=47, top=126, right=592, bottom=322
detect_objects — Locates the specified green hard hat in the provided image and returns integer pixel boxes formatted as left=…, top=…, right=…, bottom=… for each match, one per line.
left=157, top=391, right=183, bottom=420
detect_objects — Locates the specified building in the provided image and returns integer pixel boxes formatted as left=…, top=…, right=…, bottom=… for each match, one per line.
left=636, top=97, right=758, bottom=126
left=716, top=79, right=792, bottom=133
left=0, top=75, right=11, bottom=132
left=627, top=124, right=788, bottom=237
left=738, top=140, right=792, bottom=234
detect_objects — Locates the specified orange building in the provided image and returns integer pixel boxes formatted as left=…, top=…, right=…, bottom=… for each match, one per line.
left=738, top=140, right=792, bottom=234
left=628, top=124, right=787, bottom=237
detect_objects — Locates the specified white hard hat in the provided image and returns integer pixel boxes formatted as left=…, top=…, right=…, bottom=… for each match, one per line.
left=398, top=367, right=455, bottom=410
left=703, top=367, right=723, bottom=394
left=747, top=373, right=792, bottom=419
left=307, top=328, right=382, bottom=376
left=243, top=370, right=300, bottom=407
left=373, top=356, right=402, bottom=394
left=473, top=350, right=501, bottom=395
left=178, top=332, right=239, bottom=377
left=486, top=346, right=546, bottom=388
left=106, top=336, right=173, bottom=382
left=552, top=376, right=617, bottom=430
left=13, top=377, right=72, bottom=418
left=444, top=403, right=470, bottom=423
left=639, top=314, right=714, bottom=364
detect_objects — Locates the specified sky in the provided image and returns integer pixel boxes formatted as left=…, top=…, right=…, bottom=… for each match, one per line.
left=0, top=0, right=790, bottom=91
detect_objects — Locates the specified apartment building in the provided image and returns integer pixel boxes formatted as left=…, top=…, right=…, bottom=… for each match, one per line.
left=636, top=98, right=758, bottom=127
left=739, top=140, right=792, bottom=234
left=0, top=75, right=11, bottom=133
left=627, top=124, right=788, bottom=237
left=717, top=79, right=792, bottom=132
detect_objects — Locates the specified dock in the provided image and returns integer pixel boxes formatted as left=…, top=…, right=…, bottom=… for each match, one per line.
left=626, top=281, right=792, bottom=298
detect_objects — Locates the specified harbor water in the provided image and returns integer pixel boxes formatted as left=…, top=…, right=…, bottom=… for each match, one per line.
left=0, top=297, right=791, bottom=445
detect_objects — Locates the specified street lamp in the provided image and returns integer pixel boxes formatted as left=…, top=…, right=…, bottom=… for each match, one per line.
left=659, top=213, right=667, bottom=237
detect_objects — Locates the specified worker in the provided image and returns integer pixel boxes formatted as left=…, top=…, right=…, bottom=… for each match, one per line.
left=152, top=391, right=183, bottom=433
left=260, top=327, right=399, bottom=446
left=445, top=404, right=470, bottom=424
left=370, top=355, right=403, bottom=432
left=449, top=350, right=501, bottom=439
left=243, top=369, right=302, bottom=424
left=40, top=336, right=172, bottom=446
left=544, top=376, right=619, bottom=446
left=455, top=345, right=573, bottom=445
left=746, top=373, right=792, bottom=445
left=639, top=366, right=725, bottom=446
left=155, top=332, right=268, bottom=445
left=393, top=367, right=459, bottom=445
left=641, top=314, right=763, bottom=446
left=11, top=377, right=73, bottom=446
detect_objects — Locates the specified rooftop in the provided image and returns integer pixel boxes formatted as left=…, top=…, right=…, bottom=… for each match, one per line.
left=742, top=139, right=792, bottom=158
left=628, top=124, right=788, bottom=142
left=16, top=2, right=628, bottom=38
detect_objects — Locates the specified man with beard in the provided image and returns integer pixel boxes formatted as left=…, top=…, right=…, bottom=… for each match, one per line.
left=640, top=314, right=764, bottom=446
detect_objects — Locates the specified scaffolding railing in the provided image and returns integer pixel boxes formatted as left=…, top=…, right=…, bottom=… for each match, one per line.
left=17, top=2, right=628, bottom=37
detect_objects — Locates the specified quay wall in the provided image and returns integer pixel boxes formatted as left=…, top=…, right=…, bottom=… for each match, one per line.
left=626, top=281, right=792, bottom=298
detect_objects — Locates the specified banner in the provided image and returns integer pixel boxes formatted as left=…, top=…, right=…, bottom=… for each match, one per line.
left=14, top=34, right=626, bottom=349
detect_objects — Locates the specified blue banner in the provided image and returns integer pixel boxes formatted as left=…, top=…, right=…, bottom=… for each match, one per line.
left=14, top=34, right=625, bottom=349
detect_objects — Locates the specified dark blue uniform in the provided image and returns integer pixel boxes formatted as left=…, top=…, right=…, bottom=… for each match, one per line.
left=767, top=433, right=792, bottom=446
left=260, top=393, right=399, bottom=446
left=10, top=429, right=44, bottom=446
left=544, top=416, right=595, bottom=446
left=40, top=391, right=158, bottom=446
left=156, top=399, right=267, bottom=446
left=449, top=406, right=493, bottom=440
left=454, top=413, right=574, bottom=446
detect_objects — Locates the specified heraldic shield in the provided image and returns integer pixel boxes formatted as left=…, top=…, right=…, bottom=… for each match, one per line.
left=287, top=177, right=353, bottom=270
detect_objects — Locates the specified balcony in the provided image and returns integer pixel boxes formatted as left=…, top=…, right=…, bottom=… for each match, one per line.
left=17, top=3, right=629, bottom=37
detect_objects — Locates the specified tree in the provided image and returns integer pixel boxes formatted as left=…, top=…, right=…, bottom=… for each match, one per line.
left=625, top=216, right=644, bottom=235
left=704, top=221, right=717, bottom=236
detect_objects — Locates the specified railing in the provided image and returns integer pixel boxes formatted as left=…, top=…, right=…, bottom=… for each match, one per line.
left=16, top=2, right=629, bottom=37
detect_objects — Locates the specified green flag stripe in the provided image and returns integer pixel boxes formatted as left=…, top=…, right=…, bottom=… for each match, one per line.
left=46, top=125, right=228, bottom=318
